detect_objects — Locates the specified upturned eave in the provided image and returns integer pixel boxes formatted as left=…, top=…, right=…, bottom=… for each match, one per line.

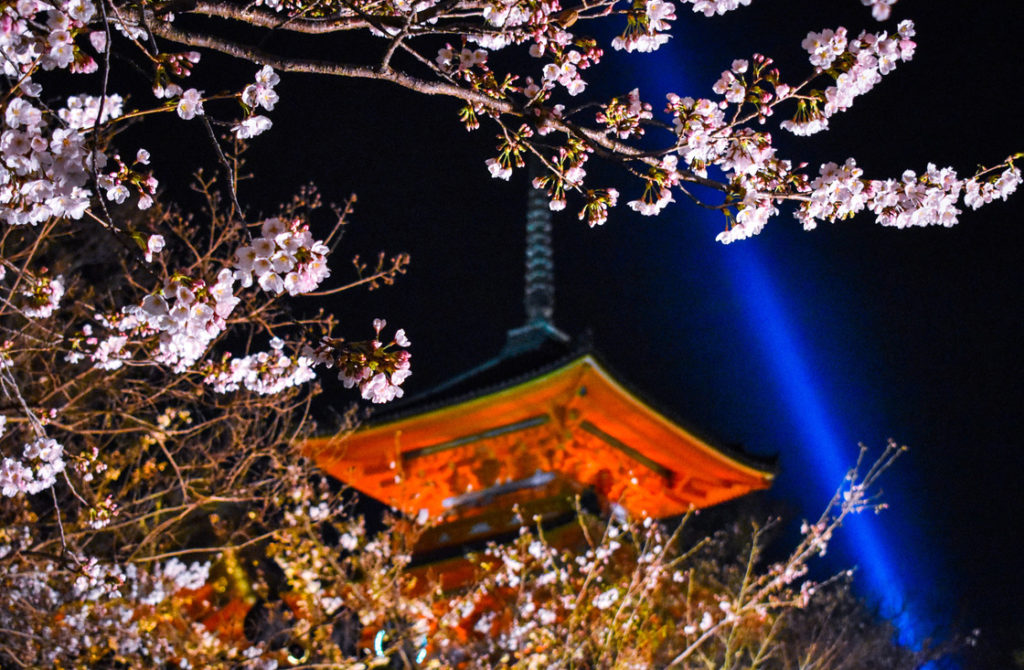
left=305, top=354, right=773, bottom=519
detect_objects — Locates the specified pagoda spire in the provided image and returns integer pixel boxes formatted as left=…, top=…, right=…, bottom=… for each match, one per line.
left=503, top=160, right=569, bottom=354
left=524, top=159, right=555, bottom=326
left=403, top=169, right=572, bottom=399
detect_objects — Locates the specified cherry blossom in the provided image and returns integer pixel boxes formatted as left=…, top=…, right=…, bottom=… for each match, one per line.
left=597, top=88, right=653, bottom=139
left=144, top=234, right=165, bottom=263
left=21, top=274, right=65, bottom=318
left=1, top=437, right=65, bottom=497
left=233, top=217, right=331, bottom=296
left=203, top=347, right=316, bottom=395
left=683, top=0, right=753, bottom=17
left=120, top=269, right=240, bottom=372
left=0, top=0, right=1007, bottom=247
left=863, top=0, right=898, bottom=21
left=612, top=0, right=677, bottom=53
left=176, top=89, right=205, bottom=120
left=233, top=115, right=273, bottom=139
left=242, top=65, right=281, bottom=111
left=964, top=165, right=1022, bottom=210
left=306, top=319, right=412, bottom=403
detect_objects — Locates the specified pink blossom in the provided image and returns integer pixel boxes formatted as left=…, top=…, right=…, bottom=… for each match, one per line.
left=862, top=0, right=897, bottom=21
left=241, top=65, right=280, bottom=111
left=683, top=0, right=752, bottom=17
left=176, top=89, right=204, bottom=120
left=233, top=115, right=273, bottom=139
left=486, top=157, right=512, bottom=180
left=21, top=274, right=64, bottom=318
left=234, top=217, right=331, bottom=296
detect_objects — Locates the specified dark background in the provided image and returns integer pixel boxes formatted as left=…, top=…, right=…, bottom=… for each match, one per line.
left=147, top=0, right=1022, bottom=665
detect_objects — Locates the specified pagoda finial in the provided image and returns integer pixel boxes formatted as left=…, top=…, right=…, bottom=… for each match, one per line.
left=500, top=159, right=569, bottom=355
left=524, top=159, right=555, bottom=326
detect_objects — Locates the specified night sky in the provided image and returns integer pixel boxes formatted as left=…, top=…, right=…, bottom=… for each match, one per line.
left=155, top=0, right=1023, bottom=665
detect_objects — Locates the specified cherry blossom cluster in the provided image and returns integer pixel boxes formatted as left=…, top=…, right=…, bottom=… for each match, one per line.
left=681, top=0, right=752, bottom=17
left=0, top=0, right=99, bottom=76
left=121, top=269, right=240, bottom=372
left=0, top=436, right=65, bottom=497
left=596, top=88, right=653, bottom=139
left=150, top=50, right=202, bottom=98
left=464, top=0, right=1008, bottom=245
left=854, top=164, right=962, bottom=230
left=0, top=0, right=177, bottom=224
left=234, top=216, right=331, bottom=295
left=782, top=21, right=916, bottom=136
left=0, top=0, right=1001, bottom=254
left=149, top=52, right=203, bottom=115
left=159, top=557, right=212, bottom=593
left=436, top=46, right=489, bottom=75
left=863, top=0, right=898, bottom=22
left=176, top=88, right=205, bottom=120
left=305, top=319, right=412, bottom=403
left=97, top=148, right=160, bottom=209
left=716, top=175, right=781, bottom=243
left=0, top=545, right=216, bottom=665
left=794, top=158, right=1022, bottom=232
left=480, top=0, right=553, bottom=32
left=538, top=46, right=597, bottom=96
left=141, top=0, right=1013, bottom=250
left=3, top=98, right=151, bottom=223
left=3, top=97, right=94, bottom=225
left=0, top=1, right=111, bottom=224
left=432, top=444, right=909, bottom=667
left=476, top=0, right=605, bottom=96
left=531, top=137, right=591, bottom=211
left=711, top=58, right=750, bottom=105
left=486, top=124, right=533, bottom=180
left=667, top=94, right=729, bottom=179
left=429, top=504, right=732, bottom=665
left=578, top=187, right=619, bottom=227
left=64, top=321, right=129, bottom=369
left=235, top=65, right=281, bottom=139
left=337, top=322, right=411, bottom=404
left=516, top=10, right=604, bottom=98
left=0, top=437, right=921, bottom=666
left=710, top=125, right=806, bottom=242
left=86, top=494, right=119, bottom=529
left=964, top=164, right=1022, bottom=210
left=639, top=20, right=1017, bottom=243
left=611, top=0, right=677, bottom=53
left=62, top=215, right=398, bottom=403
left=468, top=0, right=547, bottom=55
left=1, top=0, right=422, bottom=660
left=627, top=154, right=680, bottom=216
left=58, top=94, right=123, bottom=130
left=202, top=337, right=317, bottom=395
left=20, top=272, right=65, bottom=318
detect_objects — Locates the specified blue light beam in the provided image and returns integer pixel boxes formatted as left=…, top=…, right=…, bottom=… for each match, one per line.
left=621, top=22, right=945, bottom=656
left=721, top=241, right=934, bottom=650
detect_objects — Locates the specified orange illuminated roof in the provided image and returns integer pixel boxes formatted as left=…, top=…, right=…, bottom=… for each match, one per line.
left=306, top=353, right=773, bottom=519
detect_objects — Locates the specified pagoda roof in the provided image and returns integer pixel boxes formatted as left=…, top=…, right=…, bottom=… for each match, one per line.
left=306, top=337, right=774, bottom=520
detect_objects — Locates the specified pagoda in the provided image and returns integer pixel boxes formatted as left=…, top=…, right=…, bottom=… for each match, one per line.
left=305, top=171, right=773, bottom=570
